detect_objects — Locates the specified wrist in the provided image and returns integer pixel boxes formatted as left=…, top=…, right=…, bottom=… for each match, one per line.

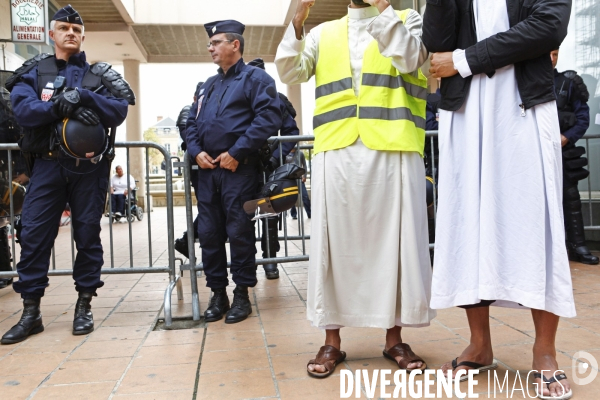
left=292, top=17, right=305, bottom=37
left=371, top=0, right=390, bottom=13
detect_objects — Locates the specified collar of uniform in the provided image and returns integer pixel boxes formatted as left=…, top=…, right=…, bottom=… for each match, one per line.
left=218, top=57, right=245, bottom=78
left=55, top=51, right=87, bottom=69
left=348, top=5, right=379, bottom=20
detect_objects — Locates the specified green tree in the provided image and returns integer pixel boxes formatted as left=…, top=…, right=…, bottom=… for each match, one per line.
left=143, top=128, right=164, bottom=171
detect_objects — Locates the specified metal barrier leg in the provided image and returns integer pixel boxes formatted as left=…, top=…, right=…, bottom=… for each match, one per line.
left=163, top=276, right=178, bottom=327
left=183, top=152, right=201, bottom=321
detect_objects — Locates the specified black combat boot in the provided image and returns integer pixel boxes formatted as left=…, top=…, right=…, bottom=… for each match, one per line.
left=225, top=285, right=252, bottom=324
left=174, top=231, right=190, bottom=259
left=0, top=226, right=13, bottom=289
left=263, top=257, right=279, bottom=280
left=567, top=243, right=599, bottom=265
left=73, top=292, right=95, bottom=335
left=1, top=298, right=43, bottom=344
left=564, top=186, right=599, bottom=265
left=204, top=288, right=230, bottom=322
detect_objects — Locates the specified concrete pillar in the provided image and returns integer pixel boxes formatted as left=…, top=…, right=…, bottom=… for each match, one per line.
left=123, top=59, right=145, bottom=207
left=287, top=84, right=304, bottom=135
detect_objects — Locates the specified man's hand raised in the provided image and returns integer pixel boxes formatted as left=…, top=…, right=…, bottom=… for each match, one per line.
left=196, top=152, right=217, bottom=169
left=363, top=0, right=390, bottom=13
left=293, top=0, right=316, bottom=40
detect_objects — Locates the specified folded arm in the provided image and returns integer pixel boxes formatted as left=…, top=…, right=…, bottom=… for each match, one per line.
left=368, top=7, right=428, bottom=73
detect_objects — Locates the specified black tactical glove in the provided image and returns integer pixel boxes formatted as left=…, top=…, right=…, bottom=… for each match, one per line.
left=72, top=107, right=100, bottom=126
left=52, top=88, right=81, bottom=118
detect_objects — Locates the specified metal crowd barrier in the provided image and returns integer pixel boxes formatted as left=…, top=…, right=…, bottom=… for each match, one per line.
left=2, top=131, right=599, bottom=328
left=0, top=142, right=182, bottom=327
left=578, top=133, right=600, bottom=231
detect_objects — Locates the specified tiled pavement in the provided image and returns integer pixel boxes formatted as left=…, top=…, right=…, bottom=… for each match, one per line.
left=0, top=207, right=599, bottom=399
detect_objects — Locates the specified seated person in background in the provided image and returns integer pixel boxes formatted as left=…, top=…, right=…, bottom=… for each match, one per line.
left=110, top=165, right=135, bottom=216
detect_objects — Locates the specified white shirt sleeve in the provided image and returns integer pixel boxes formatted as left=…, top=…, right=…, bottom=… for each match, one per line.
left=275, top=22, right=322, bottom=85
left=367, top=7, right=428, bottom=74
left=129, top=175, right=136, bottom=190
left=452, top=49, right=473, bottom=78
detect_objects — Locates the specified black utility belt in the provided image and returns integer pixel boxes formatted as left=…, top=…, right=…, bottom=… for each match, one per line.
left=33, top=151, right=59, bottom=160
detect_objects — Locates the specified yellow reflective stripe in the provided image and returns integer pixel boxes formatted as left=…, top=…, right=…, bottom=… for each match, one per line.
left=62, top=118, right=75, bottom=157
left=361, top=73, right=427, bottom=100
left=359, top=107, right=426, bottom=130
left=256, top=191, right=299, bottom=205
left=283, top=186, right=298, bottom=192
left=313, top=105, right=357, bottom=130
left=270, top=191, right=298, bottom=200
left=315, top=78, right=353, bottom=99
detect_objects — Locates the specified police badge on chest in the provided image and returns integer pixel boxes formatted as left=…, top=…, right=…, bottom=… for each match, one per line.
left=41, top=82, right=54, bottom=102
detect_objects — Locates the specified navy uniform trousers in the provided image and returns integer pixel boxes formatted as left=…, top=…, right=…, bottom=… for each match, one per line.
left=196, top=163, right=259, bottom=289
left=13, top=157, right=109, bottom=299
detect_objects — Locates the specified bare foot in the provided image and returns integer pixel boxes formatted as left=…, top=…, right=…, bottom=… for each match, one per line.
left=532, top=352, right=571, bottom=398
left=441, top=343, right=494, bottom=378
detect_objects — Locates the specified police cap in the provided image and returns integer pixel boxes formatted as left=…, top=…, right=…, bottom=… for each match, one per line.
left=52, top=4, right=84, bottom=25
left=204, top=20, right=245, bottom=38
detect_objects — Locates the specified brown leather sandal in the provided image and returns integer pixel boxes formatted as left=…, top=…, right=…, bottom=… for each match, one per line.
left=307, top=345, right=347, bottom=378
left=383, top=343, right=427, bottom=371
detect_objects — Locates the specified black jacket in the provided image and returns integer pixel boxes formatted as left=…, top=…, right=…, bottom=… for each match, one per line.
left=423, top=0, right=572, bottom=111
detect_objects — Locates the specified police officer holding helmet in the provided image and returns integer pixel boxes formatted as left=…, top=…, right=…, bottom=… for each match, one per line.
left=551, top=49, right=598, bottom=265
left=1, top=5, right=132, bottom=344
left=247, top=57, right=299, bottom=280
left=186, top=20, right=282, bottom=324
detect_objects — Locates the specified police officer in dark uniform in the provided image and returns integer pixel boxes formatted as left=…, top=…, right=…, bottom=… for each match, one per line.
left=551, top=49, right=598, bottom=265
left=0, top=87, right=27, bottom=289
left=247, top=58, right=299, bottom=280
left=1, top=5, right=132, bottom=344
left=186, top=21, right=282, bottom=324
left=424, top=89, right=440, bottom=249
left=174, top=82, right=204, bottom=259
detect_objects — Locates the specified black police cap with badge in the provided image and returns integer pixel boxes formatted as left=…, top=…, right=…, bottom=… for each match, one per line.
left=52, top=4, right=84, bottom=25
left=204, top=20, right=245, bottom=38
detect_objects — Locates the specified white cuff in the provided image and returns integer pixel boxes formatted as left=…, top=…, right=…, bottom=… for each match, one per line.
left=284, top=21, right=305, bottom=53
left=452, top=49, right=472, bottom=78
left=367, top=4, right=396, bottom=38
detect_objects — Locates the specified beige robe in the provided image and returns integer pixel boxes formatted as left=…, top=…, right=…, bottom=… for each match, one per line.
left=275, top=5, right=435, bottom=329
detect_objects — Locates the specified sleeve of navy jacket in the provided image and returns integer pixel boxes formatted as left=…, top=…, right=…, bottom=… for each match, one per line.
left=563, top=86, right=590, bottom=145
left=273, top=104, right=300, bottom=160
left=227, top=70, right=282, bottom=161
left=80, top=88, right=128, bottom=128
left=185, top=99, right=202, bottom=158
left=10, top=68, right=59, bottom=129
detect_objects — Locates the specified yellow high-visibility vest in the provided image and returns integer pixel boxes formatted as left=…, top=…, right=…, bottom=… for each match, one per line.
left=313, top=10, right=427, bottom=155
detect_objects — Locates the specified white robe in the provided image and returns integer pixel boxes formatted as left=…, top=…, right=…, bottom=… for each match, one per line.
left=431, top=0, right=576, bottom=318
left=275, top=6, right=436, bottom=328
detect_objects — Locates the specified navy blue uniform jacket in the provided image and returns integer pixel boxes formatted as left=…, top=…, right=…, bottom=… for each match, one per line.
left=554, top=70, right=590, bottom=145
left=185, top=58, right=282, bottom=161
left=10, top=52, right=128, bottom=130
